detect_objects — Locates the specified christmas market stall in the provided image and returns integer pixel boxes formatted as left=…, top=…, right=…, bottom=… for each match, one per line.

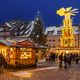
left=0, top=40, right=37, bottom=68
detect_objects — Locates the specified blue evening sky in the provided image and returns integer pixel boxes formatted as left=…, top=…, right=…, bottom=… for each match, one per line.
left=0, top=0, right=80, bottom=27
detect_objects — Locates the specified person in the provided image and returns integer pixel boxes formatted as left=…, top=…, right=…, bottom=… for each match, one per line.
left=63, top=53, right=68, bottom=69
left=59, top=53, right=63, bottom=68
left=68, top=53, right=72, bottom=66
left=45, top=54, right=50, bottom=62
left=36, top=54, right=38, bottom=63
left=0, top=53, right=6, bottom=74
left=50, top=53, right=55, bottom=64
left=75, top=53, right=79, bottom=64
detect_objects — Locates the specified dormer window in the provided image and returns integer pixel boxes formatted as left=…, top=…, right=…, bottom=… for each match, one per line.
left=47, top=30, right=54, bottom=36
left=76, top=30, right=78, bottom=32
left=57, top=30, right=62, bottom=35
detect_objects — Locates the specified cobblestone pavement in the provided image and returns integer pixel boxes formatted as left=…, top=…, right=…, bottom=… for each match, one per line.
left=0, top=61, right=80, bottom=80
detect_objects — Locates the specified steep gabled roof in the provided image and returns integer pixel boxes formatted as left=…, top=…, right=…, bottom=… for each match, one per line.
left=45, top=26, right=79, bottom=36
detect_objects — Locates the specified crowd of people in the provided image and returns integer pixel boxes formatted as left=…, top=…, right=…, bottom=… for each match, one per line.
left=59, top=53, right=80, bottom=69
left=45, top=52, right=56, bottom=63
left=46, top=52, right=80, bottom=69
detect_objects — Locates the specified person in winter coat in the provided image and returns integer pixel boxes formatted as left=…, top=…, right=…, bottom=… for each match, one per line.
left=63, top=53, right=68, bottom=69
left=59, top=53, right=63, bottom=68
left=0, top=53, right=6, bottom=74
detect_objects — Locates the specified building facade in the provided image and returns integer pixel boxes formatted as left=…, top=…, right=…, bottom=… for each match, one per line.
left=46, top=26, right=80, bottom=53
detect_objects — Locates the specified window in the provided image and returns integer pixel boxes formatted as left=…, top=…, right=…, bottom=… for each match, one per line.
left=57, top=30, right=62, bottom=35
left=49, top=39, right=51, bottom=42
left=20, top=48, right=32, bottom=59
left=53, top=46, right=55, bottom=48
left=47, top=30, right=54, bottom=36
left=48, top=45, right=51, bottom=48
left=76, top=30, right=78, bottom=32
left=53, top=40, right=55, bottom=41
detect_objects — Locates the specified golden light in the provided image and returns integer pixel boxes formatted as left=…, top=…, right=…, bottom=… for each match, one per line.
left=55, top=7, right=80, bottom=54
left=10, top=48, right=13, bottom=51
left=21, top=72, right=32, bottom=78
left=57, top=7, right=78, bottom=17
left=66, top=50, right=69, bottom=53
left=20, top=48, right=32, bottom=59
left=12, top=72, right=33, bottom=78
left=57, top=7, right=78, bottom=48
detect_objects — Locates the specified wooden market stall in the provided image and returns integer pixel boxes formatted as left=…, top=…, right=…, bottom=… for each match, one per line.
left=0, top=40, right=37, bottom=68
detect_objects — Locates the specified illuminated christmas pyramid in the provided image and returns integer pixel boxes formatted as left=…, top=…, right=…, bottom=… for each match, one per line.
left=57, top=7, right=78, bottom=48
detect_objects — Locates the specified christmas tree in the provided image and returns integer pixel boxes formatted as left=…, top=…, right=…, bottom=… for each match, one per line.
left=30, top=12, right=47, bottom=46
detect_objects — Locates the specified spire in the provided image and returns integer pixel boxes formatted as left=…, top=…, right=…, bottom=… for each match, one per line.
left=37, top=11, right=40, bottom=15
left=35, top=11, right=41, bottom=21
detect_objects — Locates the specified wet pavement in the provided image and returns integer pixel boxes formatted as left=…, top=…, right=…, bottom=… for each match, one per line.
left=0, top=61, right=80, bottom=80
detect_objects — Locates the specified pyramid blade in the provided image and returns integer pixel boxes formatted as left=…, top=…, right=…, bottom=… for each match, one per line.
left=70, top=11, right=79, bottom=14
left=70, top=9, right=78, bottom=12
left=71, top=13, right=76, bottom=16
left=66, top=7, right=72, bottom=12
left=71, top=11, right=79, bottom=13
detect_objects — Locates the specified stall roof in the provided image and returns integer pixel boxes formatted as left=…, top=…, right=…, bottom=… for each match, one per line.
left=0, top=40, right=16, bottom=46
left=16, top=40, right=36, bottom=48
left=0, top=40, right=36, bottom=48
left=0, top=39, right=47, bottom=48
